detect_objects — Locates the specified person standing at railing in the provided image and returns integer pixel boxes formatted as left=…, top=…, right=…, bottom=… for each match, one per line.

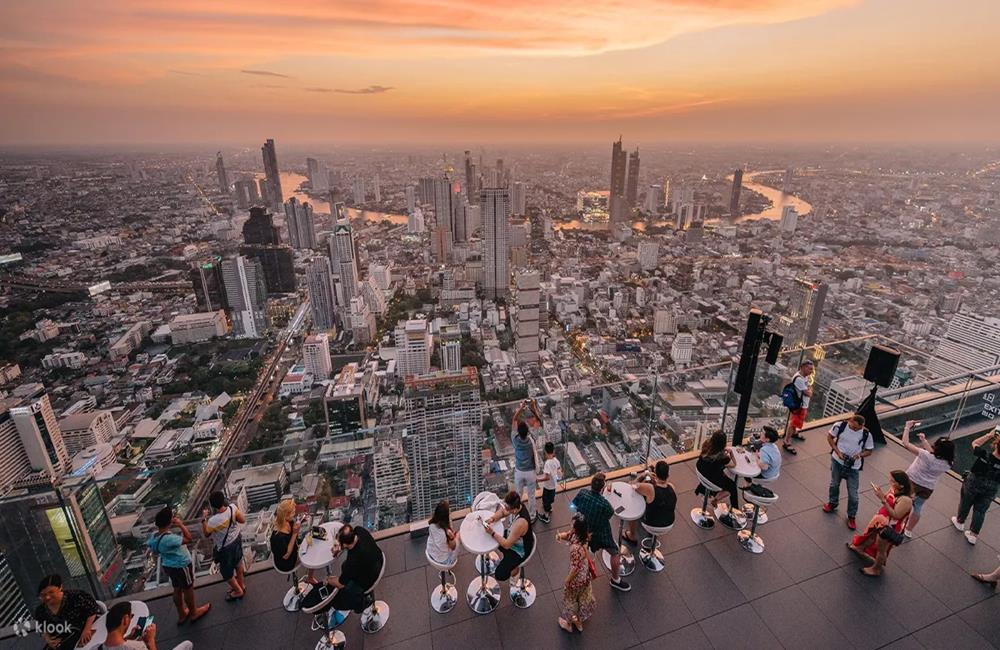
left=202, top=491, right=247, bottom=601
left=148, top=506, right=212, bottom=625
left=952, top=425, right=1000, bottom=545
left=899, top=420, right=955, bottom=538
left=781, top=360, right=814, bottom=455
left=512, top=399, right=543, bottom=522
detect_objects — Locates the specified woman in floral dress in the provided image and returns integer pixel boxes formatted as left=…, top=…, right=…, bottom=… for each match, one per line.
left=556, top=516, right=597, bottom=632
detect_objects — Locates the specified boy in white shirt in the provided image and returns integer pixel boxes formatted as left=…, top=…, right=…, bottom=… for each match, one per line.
left=537, top=442, right=562, bottom=524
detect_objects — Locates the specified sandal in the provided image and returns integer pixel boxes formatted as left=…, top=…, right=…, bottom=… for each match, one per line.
left=558, top=618, right=574, bottom=633
left=792, top=433, right=806, bottom=441
left=225, top=590, right=245, bottom=601
left=782, top=443, right=798, bottom=455
left=622, top=532, right=639, bottom=545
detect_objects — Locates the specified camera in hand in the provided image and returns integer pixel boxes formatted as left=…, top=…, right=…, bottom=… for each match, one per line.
left=312, top=526, right=328, bottom=541
left=747, top=431, right=764, bottom=452
left=841, top=454, right=857, bottom=466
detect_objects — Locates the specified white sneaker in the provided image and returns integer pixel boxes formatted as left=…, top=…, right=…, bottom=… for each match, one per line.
left=952, top=516, right=966, bottom=532
left=903, top=529, right=913, bottom=539
left=965, top=531, right=978, bottom=545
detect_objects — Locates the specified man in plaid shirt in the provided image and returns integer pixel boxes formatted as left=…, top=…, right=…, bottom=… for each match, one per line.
left=572, top=473, right=631, bottom=592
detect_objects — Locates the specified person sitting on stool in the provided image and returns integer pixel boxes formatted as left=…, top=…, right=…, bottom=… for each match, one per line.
left=484, top=491, right=535, bottom=592
left=325, top=525, right=384, bottom=613
left=624, top=460, right=677, bottom=544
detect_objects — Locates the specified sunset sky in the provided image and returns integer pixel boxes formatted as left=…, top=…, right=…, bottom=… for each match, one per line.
left=1, top=0, right=998, bottom=145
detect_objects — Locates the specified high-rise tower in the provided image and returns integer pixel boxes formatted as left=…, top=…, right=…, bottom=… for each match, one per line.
left=305, top=257, right=338, bottom=331
left=221, top=255, right=267, bottom=338
left=215, top=151, right=229, bottom=195
left=729, top=168, right=744, bottom=217
left=609, top=137, right=628, bottom=222
left=625, top=148, right=640, bottom=208
left=261, top=139, right=283, bottom=211
left=481, top=186, right=511, bottom=300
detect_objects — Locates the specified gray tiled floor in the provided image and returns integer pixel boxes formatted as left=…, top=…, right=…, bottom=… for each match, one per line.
left=6, top=430, right=1000, bottom=650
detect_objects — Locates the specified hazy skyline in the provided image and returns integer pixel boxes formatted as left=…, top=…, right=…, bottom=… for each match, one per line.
left=2, top=0, right=999, bottom=145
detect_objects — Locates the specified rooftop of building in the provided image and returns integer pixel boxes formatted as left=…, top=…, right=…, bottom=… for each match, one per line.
left=7, top=419, right=999, bottom=650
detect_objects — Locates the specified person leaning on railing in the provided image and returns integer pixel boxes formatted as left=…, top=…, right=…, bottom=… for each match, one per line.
left=951, top=425, right=1000, bottom=545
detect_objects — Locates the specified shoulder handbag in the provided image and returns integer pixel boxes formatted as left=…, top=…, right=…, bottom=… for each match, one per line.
left=211, top=506, right=235, bottom=563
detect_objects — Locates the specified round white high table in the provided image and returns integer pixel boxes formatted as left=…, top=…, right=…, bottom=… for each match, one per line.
left=78, top=600, right=150, bottom=650
left=602, top=482, right=646, bottom=576
left=718, top=447, right=762, bottom=528
left=299, top=521, right=345, bottom=573
left=459, top=510, right=504, bottom=614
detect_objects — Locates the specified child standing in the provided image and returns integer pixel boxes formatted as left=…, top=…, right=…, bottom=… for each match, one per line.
left=556, top=516, right=596, bottom=633
left=537, top=442, right=562, bottom=524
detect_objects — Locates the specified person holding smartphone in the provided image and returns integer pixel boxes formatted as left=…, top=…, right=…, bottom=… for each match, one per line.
left=484, top=491, right=535, bottom=600
left=103, top=601, right=190, bottom=650
left=952, top=425, right=1000, bottom=545
left=511, top=399, right=543, bottom=522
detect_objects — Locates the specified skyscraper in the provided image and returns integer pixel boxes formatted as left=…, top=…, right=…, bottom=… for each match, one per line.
left=352, top=177, right=366, bottom=205
left=303, top=333, right=333, bottom=379
left=481, top=186, right=511, bottom=300
left=190, top=258, right=226, bottom=312
left=645, top=184, right=664, bottom=214
left=221, top=255, right=267, bottom=338
left=239, top=245, right=295, bottom=293
left=405, top=185, right=416, bottom=213
left=511, top=181, right=527, bottom=216
left=284, top=198, right=317, bottom=249
left=0, top=553, right=30, bottom=627
left=433, top=177, right=461, bottom=242
left=350, top=296, right=376, bottom=344
left=234, top=177, right=259, bottom=209
left=394, top=318, right=432, bottom=378
left=729, top=168, right=744, bottom=217
left=928, top=311, right=1000, bottom=378
left=215, top=151, right=229, bottom=195
left=638, top=241, right=659, bottom=271
left=440, top=328, right=462, bottom=372
left=609, top=136, right=628, bottom=222
left=513, top=270, right=540, bottom=362
left=1, top=393, right=70, bottom=491
left=625, top=148, right=640, bottom=208
left=373, top=174, right=381, bottom=203
left=305, top=257, right=338, bottom=331
left=307, top=157, right=329, bottom=191
left=330, top=219, right=360, bottom=311
left=780, top=205, right=798, bottom=234
left=463, top=151, right=479, bottom=204
left=402, top=368, right=482, bottom=518
left=0, top=477, right=124, bottom=606
left=261, top=139, right=283, bottom=211
left=243, top=207, right=281, bottom=245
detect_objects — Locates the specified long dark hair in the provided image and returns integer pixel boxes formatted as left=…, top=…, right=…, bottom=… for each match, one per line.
left=571, top=515, right=590, bottom=544
left=428, top=500, right=451, bottom=530
left=701, top=430, right=726, bottom=457
left=890, top=470, right=913, bottom=496
left=932, top=438, right=956, bottom=465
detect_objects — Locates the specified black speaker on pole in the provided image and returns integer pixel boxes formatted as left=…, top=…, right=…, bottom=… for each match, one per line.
left=863, top=344, right=900, bottom=388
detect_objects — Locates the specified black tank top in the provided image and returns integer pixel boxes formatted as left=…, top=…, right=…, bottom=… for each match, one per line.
left=515, top=506, right=535, bottom=558
left=643, top=483, right=677, bottom=528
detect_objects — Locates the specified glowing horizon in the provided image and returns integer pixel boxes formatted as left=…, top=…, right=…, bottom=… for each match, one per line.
left=1, top=0, right=998, bottom=145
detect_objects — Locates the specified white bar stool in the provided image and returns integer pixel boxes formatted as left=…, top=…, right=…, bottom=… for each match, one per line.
left=692, top=469, right=723, bottom=529
left=360, top=551, right=390, bottom=633
left=509, top=542, right=538, bottom=608
left=638, top=521, right=673, bottom=572
left=272, top=556, right=304, bottom=612
left=426, top=549, right=459, bottom=614
left=739, top=486, right=780, bottom=554
left=741, top=473, right=779, bottom=525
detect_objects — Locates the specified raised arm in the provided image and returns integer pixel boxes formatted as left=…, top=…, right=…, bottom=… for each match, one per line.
left=972, top=430, right=997, bottom=450
left=900, top=420, right=921, bottom=454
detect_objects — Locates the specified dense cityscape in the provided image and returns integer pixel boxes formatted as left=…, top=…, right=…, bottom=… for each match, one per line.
left=1, top=139, right=999, bottom=629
